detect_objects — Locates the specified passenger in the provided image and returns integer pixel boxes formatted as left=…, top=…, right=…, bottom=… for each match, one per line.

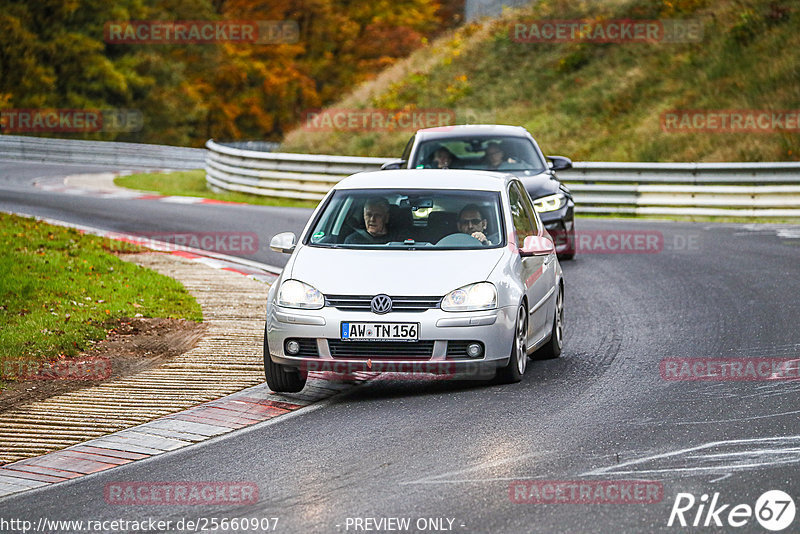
left=344, top=197, right=395, bottom=244
left=432, top=147, right=457, bottom=169
left=457, top=204, right=492, bottom=245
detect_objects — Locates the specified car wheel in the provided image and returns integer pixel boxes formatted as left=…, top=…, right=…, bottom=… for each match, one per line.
left=263, top=330, right=307, bottom=393
left=534, top=285, right=563, bottom=360
left=497, top=304, right=527, bottom=383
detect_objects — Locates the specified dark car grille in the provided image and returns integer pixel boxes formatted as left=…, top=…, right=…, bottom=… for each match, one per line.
left=327, top=340, right=435, bottom=359
left=325, top=295, right=441, bottom=312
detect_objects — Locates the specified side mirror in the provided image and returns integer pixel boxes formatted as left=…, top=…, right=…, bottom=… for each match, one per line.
left=547, top=155, right=572, bottom=171
left=520, top=235, right=555, bottom=257
left=380, top=159, right=406, bottom=170
left=270, top=232, right=297, bottom=254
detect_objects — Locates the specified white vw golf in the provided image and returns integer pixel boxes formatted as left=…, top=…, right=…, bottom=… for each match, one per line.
left=264, top=169, right=564, bottom=392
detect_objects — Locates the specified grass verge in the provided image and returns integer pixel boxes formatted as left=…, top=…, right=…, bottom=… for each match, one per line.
left=114, top=170, right=319, bottom=209
left=0, top=213, right=203, bottom=390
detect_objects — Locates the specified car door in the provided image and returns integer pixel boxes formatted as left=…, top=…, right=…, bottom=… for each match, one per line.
left=508, top=181, right=554, bottom=343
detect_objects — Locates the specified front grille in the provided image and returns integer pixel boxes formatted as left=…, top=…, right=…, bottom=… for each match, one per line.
left=287, top=338, right=319, bottom=357
left=325, top=295, right=441, bottom=312
left=327, top=340, right=435, bottom=359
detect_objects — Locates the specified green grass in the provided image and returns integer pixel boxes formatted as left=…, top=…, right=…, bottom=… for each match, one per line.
left=115, top=170, right=319, bottom=209
left=0, top=213, right=203, bottom=388
left=280, top=0, right=800, bottom=163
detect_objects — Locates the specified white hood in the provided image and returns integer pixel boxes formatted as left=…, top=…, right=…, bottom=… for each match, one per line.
left=288, top=245, right=506, bottom=296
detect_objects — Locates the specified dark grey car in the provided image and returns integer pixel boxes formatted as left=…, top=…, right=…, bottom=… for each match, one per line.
left=385, top=125, right=576, bottom=259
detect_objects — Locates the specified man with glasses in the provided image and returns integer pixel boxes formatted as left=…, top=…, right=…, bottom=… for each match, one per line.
left=457, top=204, right=492, bottom=245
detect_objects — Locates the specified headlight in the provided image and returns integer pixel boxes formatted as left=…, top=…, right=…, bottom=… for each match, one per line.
left=441, top=282, right=497, bottom=312
left=533, top=193, right=567, bottom=213
left=277, top=280, right=324, bottom=309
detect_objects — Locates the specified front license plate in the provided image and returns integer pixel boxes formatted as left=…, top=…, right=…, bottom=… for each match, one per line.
left=341, top=322, right=419, bottom=341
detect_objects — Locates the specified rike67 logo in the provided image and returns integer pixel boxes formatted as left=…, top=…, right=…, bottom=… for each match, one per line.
left=668, top=490, right=796, bottom=531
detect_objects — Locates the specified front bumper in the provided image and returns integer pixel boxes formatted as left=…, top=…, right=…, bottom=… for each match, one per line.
left=540, top=202, right=575, bottom=255
left=266, top=304, right=518, bottom=376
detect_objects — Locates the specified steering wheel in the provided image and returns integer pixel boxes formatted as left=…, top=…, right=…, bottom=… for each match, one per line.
left=435, top=233, right=482, bottom=246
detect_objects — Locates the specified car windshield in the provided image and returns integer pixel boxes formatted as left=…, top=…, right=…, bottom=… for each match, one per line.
left=411, top=136, right=546, bottom=173
left=307, top=189, right=504, bottom=249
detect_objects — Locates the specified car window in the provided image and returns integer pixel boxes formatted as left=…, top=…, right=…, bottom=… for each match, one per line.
left=508, top=182, right=537, bottom=249
left=515, top=181, right=540, bottom=235
left=306, top=189, right=504, bottom=249
left=410, top=136, right=546, bottom=173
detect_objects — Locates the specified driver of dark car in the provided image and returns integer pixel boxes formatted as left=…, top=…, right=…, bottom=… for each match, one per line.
left=345, top=197, right=395, bottom=244
left=457, top=204, right=492, bottom=245
left=484, top=142, right=515, bottom=170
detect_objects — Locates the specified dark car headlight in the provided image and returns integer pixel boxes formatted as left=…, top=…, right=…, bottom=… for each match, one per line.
left=533, top=193, right=567, bottom=213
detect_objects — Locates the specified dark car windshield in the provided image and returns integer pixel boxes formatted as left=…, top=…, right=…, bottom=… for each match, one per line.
left=411, top=136, right=546, bottom=173
left=307, top=189, right=504, bottom=249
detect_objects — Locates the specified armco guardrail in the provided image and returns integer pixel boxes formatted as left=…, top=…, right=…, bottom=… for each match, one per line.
left=0, top=135, right=205, bottom=169
left=206, top=140, right=800, bottom=217
left=562, top=162, right=800, bottom=217
left=205, top=139, right=392, bottom=200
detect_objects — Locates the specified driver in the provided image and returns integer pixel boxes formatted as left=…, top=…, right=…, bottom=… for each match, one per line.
left=484, top=142, right=515, bottom=170
left=457, top=204, right=492, bottom=245
left=432, top=147, right=457, bottom=169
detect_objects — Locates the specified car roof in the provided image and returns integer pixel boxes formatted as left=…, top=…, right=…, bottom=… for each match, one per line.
left=334, top=169, right=514, bottom=192
left=414, top=124, right=530, bottom=140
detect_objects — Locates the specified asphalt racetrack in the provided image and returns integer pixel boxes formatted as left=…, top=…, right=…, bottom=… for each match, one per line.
left=1, top=161, right=799, bottom=533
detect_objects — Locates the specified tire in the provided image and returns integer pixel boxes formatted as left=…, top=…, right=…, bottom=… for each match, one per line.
left=534, top=285, right=563, bottom=360
left=497, top=304, right=528, bottom=383
left=263, top=330, right=307, bottom=393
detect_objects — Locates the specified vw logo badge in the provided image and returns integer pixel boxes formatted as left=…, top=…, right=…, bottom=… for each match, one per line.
left=370, top=294, right=392, bottom=314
